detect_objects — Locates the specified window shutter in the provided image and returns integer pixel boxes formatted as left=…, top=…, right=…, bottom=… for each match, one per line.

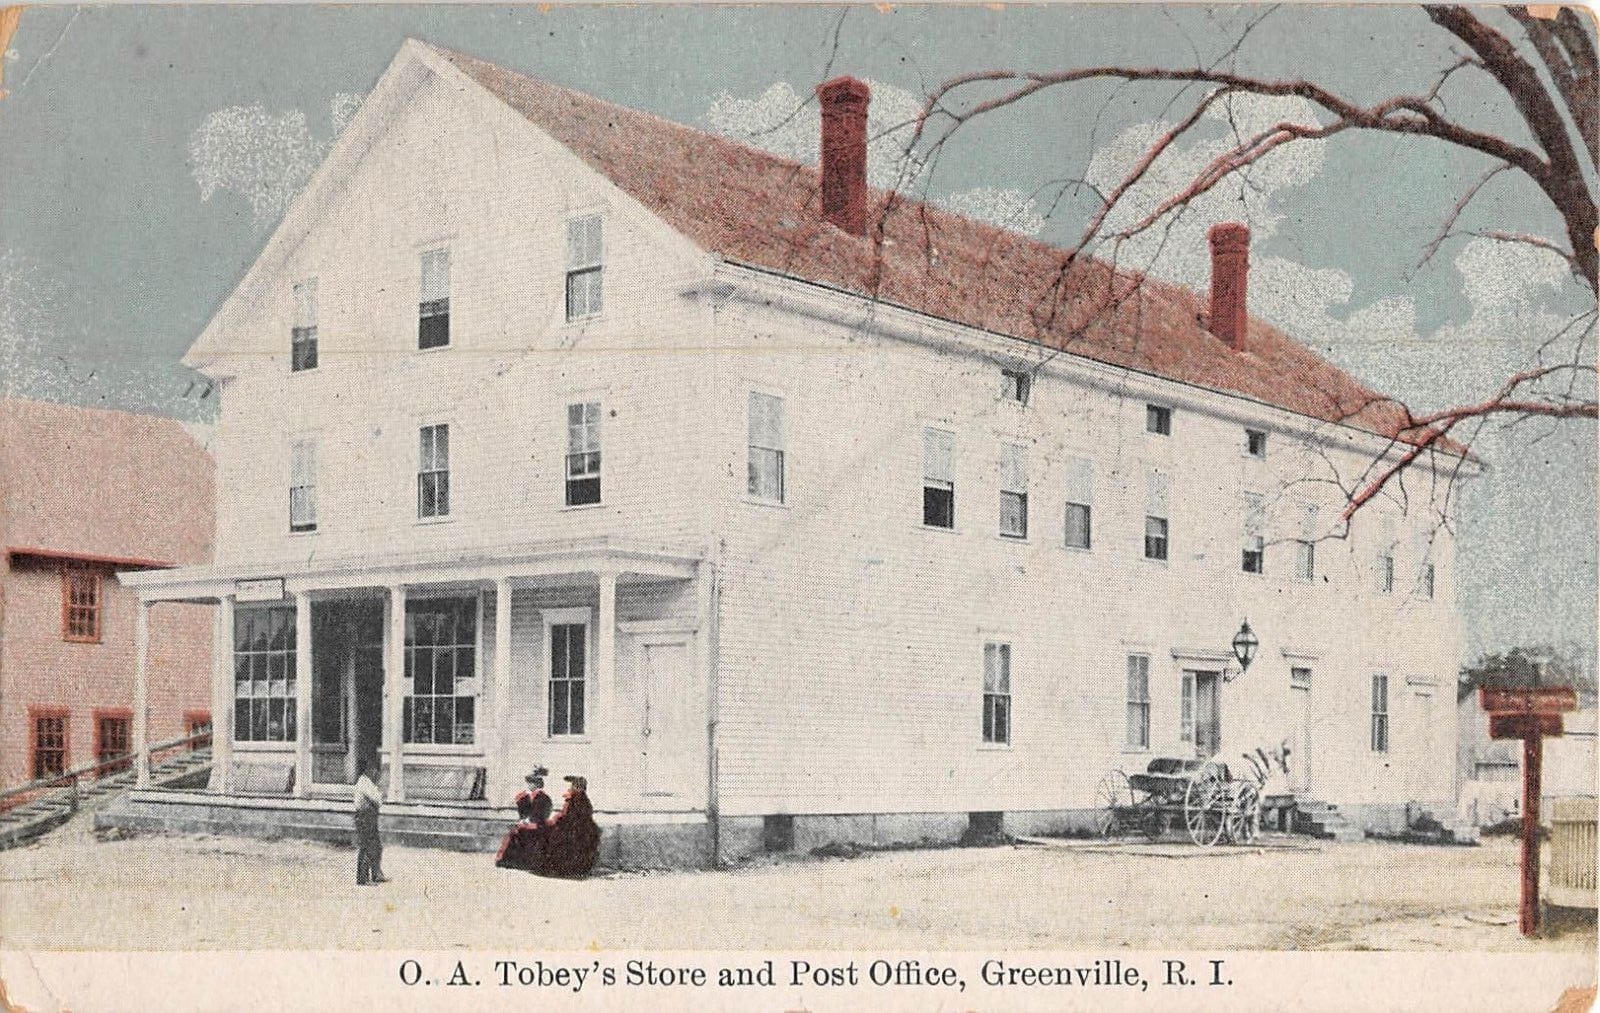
left=420, top=250, right=450, bottom=302
left=1145, top=470, right=1169, bottom=516
left=1065, top=455, right=1094, bottom=504
left=748, top=392, right=785, bottom=449
left=1000, top=444, right=1027, bottom=493
left=923, top=429, right=955, bottom=483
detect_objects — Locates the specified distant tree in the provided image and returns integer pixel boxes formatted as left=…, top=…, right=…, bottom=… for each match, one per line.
left=1458, top=644, right=1597, bottom=701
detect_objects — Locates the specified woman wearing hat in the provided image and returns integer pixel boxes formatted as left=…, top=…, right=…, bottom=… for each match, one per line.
left=538, top=774, right=601, bottom=877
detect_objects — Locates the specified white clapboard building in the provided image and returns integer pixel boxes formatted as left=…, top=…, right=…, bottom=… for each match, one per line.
left=110, top=40, right=1470, bottom=865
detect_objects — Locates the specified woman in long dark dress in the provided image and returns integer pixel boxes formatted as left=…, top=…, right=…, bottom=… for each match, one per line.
left=495, top=792, right=552, bottom=872
left=538, top=776, right=601, bottom=877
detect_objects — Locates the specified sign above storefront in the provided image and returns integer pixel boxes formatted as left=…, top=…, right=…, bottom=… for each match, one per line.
left=235, top=578, right=286, bottom=603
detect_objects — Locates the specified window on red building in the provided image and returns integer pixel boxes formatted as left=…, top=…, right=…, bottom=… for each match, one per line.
left=61, top=566, right=103, bottom=642
left=32, top=713, right=68, bottom=779
left=95, top=712, right=132, bottom=773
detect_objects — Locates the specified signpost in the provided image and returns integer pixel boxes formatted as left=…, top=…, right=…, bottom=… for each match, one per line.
left=1480, top=685, right=1579, bottom=936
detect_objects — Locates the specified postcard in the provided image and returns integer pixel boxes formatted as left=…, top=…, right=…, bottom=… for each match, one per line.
left=0, top=3, right=1595, bottom=1010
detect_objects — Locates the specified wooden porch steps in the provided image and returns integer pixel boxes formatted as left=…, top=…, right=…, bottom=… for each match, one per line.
left=0, top=749, right=212, bottom=851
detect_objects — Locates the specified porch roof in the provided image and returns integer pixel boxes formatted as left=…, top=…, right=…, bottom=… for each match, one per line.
left=117, top=535, right=706, bottom=602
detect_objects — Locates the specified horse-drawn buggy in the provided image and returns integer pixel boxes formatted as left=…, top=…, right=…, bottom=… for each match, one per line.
left=1095, top=752, right=1275, bottom=847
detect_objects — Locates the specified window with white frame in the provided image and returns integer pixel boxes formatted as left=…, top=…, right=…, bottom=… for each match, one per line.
left=403, top=596, right=477, bottom=745
left=1295, top=505, right=1318, bottom=580
left=922, top=428, right=955, bottom=528
left=565, top=401, right=602, bottom=506
left=1064, top=455, right=1093, bottom=549
left=1144, top=470, right=1169, bottom=560
left=233, top=606, right=297, bottom=743
left=419, top=249, right=450, bottom=349
left=289, top=438, right=318, bottom=533
left=1377, top=552, right=1395, bottom=593
left=565, top=214, right=604, bottom=320
left=999, top=443, right=1028, bottom=538
left=982, top=642, right=1011, bottom=745
left=1146, top=404, right=1172, bottom=435
left=291, top=278, right=318, bottom=372
left=1000, top=367, right=1030, bottom=405
left=1370, top=673, right=1389, bottom=752
left=1242, top=492, right=1265, bottom=574
left=1245, top=428, right=1266, bottom=458
left=548, top=619, right=588, bottom=737
left=1420, top=562, right=1436, bottom=599
left=418, top=423, right=450, bottom=519
left=1179, top=671, right=1195, bottom=744
left=747, top=391, right=786, bottom=502
left=1126, top=655, right=1151, bottom=749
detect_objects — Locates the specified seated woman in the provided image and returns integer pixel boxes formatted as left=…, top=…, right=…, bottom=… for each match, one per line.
left=536, top=775, right=602, bottom=878
left=494, top=791, right=553, bottom=872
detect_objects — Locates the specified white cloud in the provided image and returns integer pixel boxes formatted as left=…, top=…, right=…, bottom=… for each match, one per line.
left=703, top=80, right=1046, bottom=236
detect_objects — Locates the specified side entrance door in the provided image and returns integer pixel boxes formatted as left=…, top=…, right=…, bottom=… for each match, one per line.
left=638, top=636, right=699, bottom=800
left=1194, top=671, right=1222, bottom=757
left=1289, top=667, right=1313, bottom=793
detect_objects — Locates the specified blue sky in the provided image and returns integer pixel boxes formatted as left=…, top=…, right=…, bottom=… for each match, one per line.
left=1, top=4, right=1594, bottom=669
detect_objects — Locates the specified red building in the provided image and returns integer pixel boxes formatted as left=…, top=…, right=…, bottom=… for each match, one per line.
left=0, top=398, right=214, bottom=790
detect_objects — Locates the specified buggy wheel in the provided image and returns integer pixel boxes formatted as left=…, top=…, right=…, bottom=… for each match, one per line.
left=1094, top=770, right=1134, bottom=838
left=1183, top=761, right=1228, bottom=847
left=1225, top=783, right=1261, bottom=844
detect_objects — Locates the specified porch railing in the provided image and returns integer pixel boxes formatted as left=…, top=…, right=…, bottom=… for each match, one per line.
left=0, top=727, right=213, bottom=815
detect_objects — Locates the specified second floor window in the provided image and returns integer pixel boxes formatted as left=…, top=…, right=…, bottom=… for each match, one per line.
left=1064, top=455, right=1093, bottom=549
left=1144, top=470, right=1169, bottom=560
left=1242, top=492, right=1265, bottom=574
left=418, top=423, right=450, bottom=519
left=747, top=391, right=786, bottom=503
left=1371, top=673, right=1390, bottom=752
left=565, top=401, right=602, bottom=506
left=982, top=642, right=1011, bottom=745
left=1377, top=552, right=1395, bottom=594
left=566, top=214, right=604, bottom=320
left=62, top=565, right=102, bottom=642
left=419, top=249, right=450, bottom=349
left=1295, top=540, right=1316, bottom=580
left=999, top=443, right=1028, bottom=538
left=291, top=278, right=318, bottom=372
left=1000, top=367, right=1030, bottom=405
left=1420, top=562, right=1436, bottom=599
left=922, top=428, right=955, bottom=528
left=289, top=438, right=318, bottom=533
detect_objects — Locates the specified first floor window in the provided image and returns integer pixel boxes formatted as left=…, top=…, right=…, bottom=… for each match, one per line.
left=1295, top=540, right=1316, bottom=580
left=62, top=565, right=102, bottom=642
left=1420, top=562, right=1436, bottom=599
left=549, top=620, right=588, bottom=736
left=419, top=248, right=451, bottom=349
left=1179, top=671, right=1195, bottom=743
left=1371, top=674, right=1390, bottom=752
left=982, top=642, right=1011, bottom=745
left=233, top=606, right=297, bottom=743
left=32, top=713, right=67, bottom=779
left=1144, top=516, right=1169, bottom=561
left=290, top=438, right=318, bottom=533
left=291, top=278, right=318, bottom=372
left=922, top=428, right=955, bottom=528
left=1126, top=655, right=1151, bottom=749
left=1377, top=552, right=1395, bottom=593
left=747, top=391, right=786, bottom=502
left=404, top=596, right=478, bottom=745
left=565, top=401, right=602, bottom=506
left=96, top=713, right=131, bottom=773
left=999, top=443, right=1028, bottom=538
left=418, top=423, right=450, bottom=518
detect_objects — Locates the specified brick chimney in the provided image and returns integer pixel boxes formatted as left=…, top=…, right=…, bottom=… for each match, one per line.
left=816, top=76, right=870, bottom=236
left=1207, top=222, right=1250, bottom=351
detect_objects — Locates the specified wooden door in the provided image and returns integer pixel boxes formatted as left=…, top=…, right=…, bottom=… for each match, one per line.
left=1289, top=683, right=1312, bottom=792
left=640, top=639, right=698, bottom=798
left=1195, top=672, right=1221, bottom=757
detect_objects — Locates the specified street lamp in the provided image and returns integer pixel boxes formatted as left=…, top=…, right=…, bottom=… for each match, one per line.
left=1229, top=620, right=1259, bottom=679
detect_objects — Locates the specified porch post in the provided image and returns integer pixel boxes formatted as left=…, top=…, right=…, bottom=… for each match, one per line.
left=385, top=585, right=407, bottom=802
left=293, top=592, right=313, bottom=797
left=596, top=570, right=617, bottom=790
left=211, top=596, right=235, bottom=793
left=492, top=577, right=513, bottom=801
left=134, top=600, right=151, bottom=788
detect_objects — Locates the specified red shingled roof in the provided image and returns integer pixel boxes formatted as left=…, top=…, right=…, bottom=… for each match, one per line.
left=435, top=44, right=1454, bottom=453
